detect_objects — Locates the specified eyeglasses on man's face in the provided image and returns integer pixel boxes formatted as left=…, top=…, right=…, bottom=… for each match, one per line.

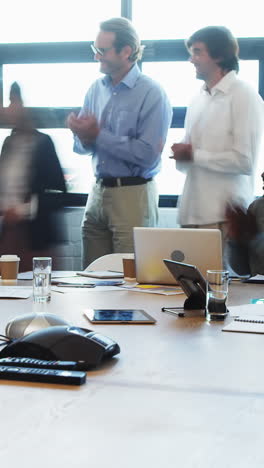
left=91, top=44, right=114, bottom=56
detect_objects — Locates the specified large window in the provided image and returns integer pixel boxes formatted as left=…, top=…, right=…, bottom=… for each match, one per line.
left=142, top=60, right=259, bottom=108
left=1, top=1, right=121, bottom=43
left=132, top=0, right=264, bottom=39
left=0, top=0, right=263, bottom=202
left=3, top=64, right=102, bottom=107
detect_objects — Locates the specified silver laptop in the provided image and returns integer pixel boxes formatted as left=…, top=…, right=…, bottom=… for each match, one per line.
left=133, top=227, right=223, bottom=285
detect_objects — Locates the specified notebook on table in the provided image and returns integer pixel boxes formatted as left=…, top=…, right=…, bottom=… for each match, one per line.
left=133, top=227, right=223, bottom=285
left=222, top=317, right=264, bottom=334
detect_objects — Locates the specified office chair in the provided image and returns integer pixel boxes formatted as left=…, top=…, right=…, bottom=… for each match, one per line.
left=85, top=253, right=134, bottom=273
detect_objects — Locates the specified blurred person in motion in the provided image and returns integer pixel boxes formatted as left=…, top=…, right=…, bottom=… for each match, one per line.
left=0, top=82, right=66, bottom=271
left=226, top=171, right=264, bottom=276
left=67, top=17, right=172, bottom=268
left=170, top=26, right=264, bottom=260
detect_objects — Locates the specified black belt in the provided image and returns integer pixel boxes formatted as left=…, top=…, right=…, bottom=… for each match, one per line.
left=96, top=176, right=152, bottom=187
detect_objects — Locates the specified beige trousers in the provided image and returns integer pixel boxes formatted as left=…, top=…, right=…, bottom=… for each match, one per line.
left=81, top=180, right=159, bottom=269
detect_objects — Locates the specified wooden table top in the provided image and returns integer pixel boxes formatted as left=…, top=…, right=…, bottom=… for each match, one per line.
left=0, top=280, right=264, bottom=468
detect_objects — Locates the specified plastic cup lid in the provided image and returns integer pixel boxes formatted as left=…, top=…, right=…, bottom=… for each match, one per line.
left=0, top=255, right=20, bottom=261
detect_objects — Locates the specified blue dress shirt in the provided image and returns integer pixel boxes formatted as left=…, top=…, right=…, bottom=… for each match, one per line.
left=73, top=64, right=172, bottom=179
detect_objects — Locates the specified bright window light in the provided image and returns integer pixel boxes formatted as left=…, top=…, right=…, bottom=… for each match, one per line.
left=3, top=64, right=102, bottom=107
left=133, top=0, right=264, bottom=40
left=0, top=1, right=120, bottom=43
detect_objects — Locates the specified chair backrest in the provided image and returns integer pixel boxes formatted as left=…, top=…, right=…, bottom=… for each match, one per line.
left=85, top=253, right=134, bottom=273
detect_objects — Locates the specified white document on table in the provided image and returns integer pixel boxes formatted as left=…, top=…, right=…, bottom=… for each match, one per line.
left=243, top=274, right=264, bottom=283
left=119, top=283, right=183, bottom=295
left=18, top=271, right=78, bottom=280
left=0, top=286, right=32, bottom=298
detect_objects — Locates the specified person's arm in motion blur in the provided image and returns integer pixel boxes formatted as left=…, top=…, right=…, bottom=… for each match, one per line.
left=226, top=204, right=257, bottom=275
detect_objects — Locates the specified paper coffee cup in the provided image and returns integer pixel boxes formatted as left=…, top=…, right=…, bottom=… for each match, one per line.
left=122, top=258, right=136, bottom=279
left=0, top=255, right=20, bottom=280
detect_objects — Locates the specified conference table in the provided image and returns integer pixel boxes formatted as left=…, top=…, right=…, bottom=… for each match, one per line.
left=0, top=278, right=264, bottom=468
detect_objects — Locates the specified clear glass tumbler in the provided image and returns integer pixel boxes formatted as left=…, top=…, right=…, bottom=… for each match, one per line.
left=206, top=270, right=229, bottom=321
left=33, top=257, right=52, bottom=303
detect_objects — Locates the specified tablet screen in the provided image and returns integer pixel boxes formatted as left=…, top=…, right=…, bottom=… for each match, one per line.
left=84, top=309, right=156, bottom=324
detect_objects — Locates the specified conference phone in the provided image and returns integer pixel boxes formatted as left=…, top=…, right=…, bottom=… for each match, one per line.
left=0, top=325, right=120, bottom=370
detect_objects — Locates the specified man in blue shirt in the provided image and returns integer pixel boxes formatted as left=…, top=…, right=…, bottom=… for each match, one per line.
left=67, top=17, right=172, bottom=268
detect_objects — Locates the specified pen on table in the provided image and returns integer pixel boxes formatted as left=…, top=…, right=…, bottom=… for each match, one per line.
left=51, top=288, right=65, bottom=294
left=56, top=283, right=96, bottom=288
left=161, top=307, right=185, bottom=317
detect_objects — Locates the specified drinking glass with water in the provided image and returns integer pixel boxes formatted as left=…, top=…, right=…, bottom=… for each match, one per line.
left=206, top=270, right=229, bottom=321
left=33, top=257, right=52, bottom=302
